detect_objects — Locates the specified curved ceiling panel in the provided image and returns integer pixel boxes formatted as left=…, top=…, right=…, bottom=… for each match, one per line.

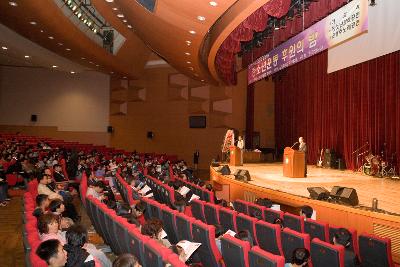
left=0, top=0, right=151, bottom=79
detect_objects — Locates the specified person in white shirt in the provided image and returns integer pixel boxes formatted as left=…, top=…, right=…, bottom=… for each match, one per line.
left=86, top=181, right=105, bottom=201
left=237, top=136, right=245, bottom=165
left=37, top=174, right=63, bottom=201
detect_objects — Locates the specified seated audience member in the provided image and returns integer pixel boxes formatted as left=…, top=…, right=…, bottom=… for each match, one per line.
left=333, top=228, right=360, bottom=267
left=234, top=230, right=255, bottom=247
left=64, top=224, right=95, bottom=267
left=173, top=193, right=187, bottom=213
left=285, top=248, right=310, bottom=267
left=48, top=199, right=74, bottom=229
left=65, top=224, right=111, bottom=267
left=37, top=174, right=63, bottom=201
left=255, top=197, right=273, bottom=208
left=141, top=218, right=171, bottom=248
left=299, top=205, right=315, bottom=220
left=36, top=239, right=68, bottom=267
left=131, top=201, right=146, bottom=225
left=112, top=253, right=141, bottom=267
left=273, top=217, right=284, bottom=230
left=0, top=172, right=10, bottom=207
left=33, top=194, right=50, bottom=218
left=252, top=210, right=263, bottom=220
left=53, top=164, right=67, bottom=182
left=214, top=224, right=224, bottom=253
left=86, top=180, right=105, bottom=201
left=38, top=213, right=66, bottom=244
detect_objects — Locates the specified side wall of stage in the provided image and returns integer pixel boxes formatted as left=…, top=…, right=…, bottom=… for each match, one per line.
left=210, top=167, right=400, bottom=263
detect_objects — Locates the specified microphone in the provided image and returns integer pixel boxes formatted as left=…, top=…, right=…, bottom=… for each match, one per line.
left=291, top=142, right=299, bottom=148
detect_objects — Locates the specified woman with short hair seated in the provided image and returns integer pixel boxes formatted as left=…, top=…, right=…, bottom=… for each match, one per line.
left=285, top=248, right=310, bottom=267
left=141, top=218, right=171, bottom=248
left=38, top=213, right=67, bottom=244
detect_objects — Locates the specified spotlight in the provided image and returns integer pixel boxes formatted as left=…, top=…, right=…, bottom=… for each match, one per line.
left=369, top=0, right=376, bottom=6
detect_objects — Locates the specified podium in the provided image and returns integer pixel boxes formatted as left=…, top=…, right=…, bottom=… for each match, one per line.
left=283, top=147, right=305, bottom=178
left=229, top=146, right=242, bottom=166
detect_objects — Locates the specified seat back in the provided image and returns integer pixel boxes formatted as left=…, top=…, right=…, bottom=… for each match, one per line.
left=233, top=199, right=249, bottom=215
left=161, top=208, right=179, bottom=245
left=219, top=208, right=238, bottom=232
left=204, top=203, right=220, bottom=226
left=255, top=221, right=283, bottom=256
left=191, top=221, right=222, bottom=267
left=144, top=239, right=170, bottom=267
left=283, top=213, right=304, bottom=233
left=247, top=203, right=264, bottom=219
left=191, top=199, right=206, bottom=222
left=311, top=238, right=345, bottom=267
left=203, top=189, right=215, bottom=204
left=175, top=213, right=194, bottom=241
left=264, top=208, right=284, bottom=224
left=149, top=201, right=162, bottom=220
left=359, top=234, right=394, bottom=267
left=127, top=227, right=149, bottom=266
left=282, top=228, right=311, bottom=263
left=221, top=234, right=250, bottom=267
left=304, top=219, right=329, bottom=242
left=236, top=214, right=257, bottom=246
left=249, top=246, right=285, bottom=267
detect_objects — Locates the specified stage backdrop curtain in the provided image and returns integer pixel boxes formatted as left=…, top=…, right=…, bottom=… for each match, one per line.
left=275, top=50, right=400, bottom=170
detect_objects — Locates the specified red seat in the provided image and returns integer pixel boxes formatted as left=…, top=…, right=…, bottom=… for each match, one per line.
left=311, top=238, right=345, bottom=267
left=249, top=246, right=285, bottom=267
left=221, top=234, right=250, bottom=267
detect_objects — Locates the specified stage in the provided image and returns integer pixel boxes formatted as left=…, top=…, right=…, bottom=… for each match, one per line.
left=223, top=163, right=400, bottom=215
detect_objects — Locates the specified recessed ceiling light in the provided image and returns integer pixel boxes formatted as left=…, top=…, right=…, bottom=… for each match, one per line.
left=197, top=16, right=206, bottom=21
left=48, top=36, right=54, bottom=39
left=112, top=7, right=118, bottom=11
left=89, top=61, right=94, bottom=64
left=117, top=14, right=124, bottom=18
left=40, top=30, right=44, bottom=33
left=65, top=48, right=71, bottom=51
left=185, top=52, right=191, bottom=56
left=188, top=67, right=194, bottom=70
left=52, top=65, right=58, bottom=68
left=186, top=61, right=191, bottom=64
left=123, top=76, right=127, bottom=79
left=70, top=71, right=75, bottom=74
left=189, top=30, right=196, bottom=35
left=1, top=46, right=8, bottom=50
left=29, top=21, right=37, bottom=25
left=105, top=0, right=114, bottom=2
left=185, top=41, right=191, bottom=46
left=24, top=55, right=30, bottom=58
left=110, top=71, right=114, bottom=74
left=209, top=1, right=218, bottom=6
left=127, top=25, right=132, bottom=29
left=81, top=57, right=86, bottom=60
left=95, top=64, right=99, bottom=67
left=201, top=79, right=205, bottom=82
left=57, top=42, right=63, bottom=46
left=9, top=1, right=18, bottom=7
left=122, top=19, right=127, bottom=23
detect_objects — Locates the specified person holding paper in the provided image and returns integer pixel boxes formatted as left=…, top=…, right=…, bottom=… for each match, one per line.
left=141, top=218, right=171, bottom=248
left=171, top=240, right=202, bottom=264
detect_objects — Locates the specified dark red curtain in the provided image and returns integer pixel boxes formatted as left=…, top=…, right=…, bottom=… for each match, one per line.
left=275, top=50, right=400, bottom=170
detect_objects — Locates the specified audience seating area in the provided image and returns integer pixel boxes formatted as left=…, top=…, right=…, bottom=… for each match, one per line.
left=9, top=133, right=398, bottom=267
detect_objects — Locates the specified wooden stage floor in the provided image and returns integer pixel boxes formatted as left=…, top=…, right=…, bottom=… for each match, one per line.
left=228, top=163, right=400, bottom=215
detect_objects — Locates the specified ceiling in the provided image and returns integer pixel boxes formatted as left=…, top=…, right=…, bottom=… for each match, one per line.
left=0, top=0, right=272, bottom=84
left=0, top=23, right=90, bottom=73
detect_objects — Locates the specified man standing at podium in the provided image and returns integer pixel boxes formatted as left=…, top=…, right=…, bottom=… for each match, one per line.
left=298, top=137, right=307, bottom=176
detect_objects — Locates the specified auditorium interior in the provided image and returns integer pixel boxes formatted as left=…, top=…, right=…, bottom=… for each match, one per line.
left=1, top=0, right=400, bottom=266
